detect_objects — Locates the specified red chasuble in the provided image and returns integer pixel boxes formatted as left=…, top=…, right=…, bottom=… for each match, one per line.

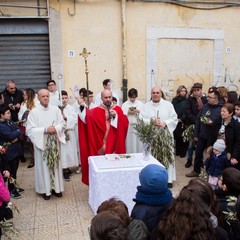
left=78, top=105, right=129, bottom=185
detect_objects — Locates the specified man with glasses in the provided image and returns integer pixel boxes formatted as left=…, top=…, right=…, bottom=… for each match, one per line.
left=186, top=87, right=222, bottom=177
left=46, top=80, right=61, bottom=106
left=184, top=83, right=207, bottom=168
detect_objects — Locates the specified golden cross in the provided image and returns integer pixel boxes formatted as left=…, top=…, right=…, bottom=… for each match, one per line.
left=80, top=48, right=90, bottom=59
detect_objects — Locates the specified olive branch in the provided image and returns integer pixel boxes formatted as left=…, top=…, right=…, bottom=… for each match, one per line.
left=43, top=134, right=60, bottom=188
left=132, top=118, right=174, bottom=168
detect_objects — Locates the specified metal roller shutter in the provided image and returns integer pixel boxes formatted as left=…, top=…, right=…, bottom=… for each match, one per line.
left=0, top=19, right=50, bottom=92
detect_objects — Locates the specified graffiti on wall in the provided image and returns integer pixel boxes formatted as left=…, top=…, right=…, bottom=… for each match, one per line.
left=223, top=67, right=240, bottom=92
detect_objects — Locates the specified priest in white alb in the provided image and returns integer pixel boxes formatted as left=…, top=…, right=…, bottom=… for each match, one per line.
left=26, top=89, right=66, bottom=200
left=122, top=88, right=144, bottom=153
left=139, top=86, right=178, bottom=188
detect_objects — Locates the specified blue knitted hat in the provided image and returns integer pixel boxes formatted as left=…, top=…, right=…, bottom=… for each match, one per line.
left=139, top=164, right=168, bottom=193
left=134, top=164, right=172, bottom=205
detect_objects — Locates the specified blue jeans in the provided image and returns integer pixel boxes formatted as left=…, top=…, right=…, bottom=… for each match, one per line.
left=187, top=140, right=194, bottom=162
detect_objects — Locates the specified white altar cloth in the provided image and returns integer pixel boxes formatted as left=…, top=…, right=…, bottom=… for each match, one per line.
left=89, top=153, right=164, bottom=214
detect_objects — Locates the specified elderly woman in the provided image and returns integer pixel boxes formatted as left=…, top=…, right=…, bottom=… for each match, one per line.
left=215, top=102, right=240, bottom=170
left=171, top=85, right=188, bottom=157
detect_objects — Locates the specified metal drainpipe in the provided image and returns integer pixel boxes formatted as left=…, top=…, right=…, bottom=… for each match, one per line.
left=121, top=0, right=128, bottom=103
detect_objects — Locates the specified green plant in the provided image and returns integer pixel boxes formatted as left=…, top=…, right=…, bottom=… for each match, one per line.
left=132, top=118, right=174, bottom=168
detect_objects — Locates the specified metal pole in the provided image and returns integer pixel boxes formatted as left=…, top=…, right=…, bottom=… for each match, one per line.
left=121, top=0, right=128, bottom=103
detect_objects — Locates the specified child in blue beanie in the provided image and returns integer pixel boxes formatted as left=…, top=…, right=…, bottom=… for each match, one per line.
left=205, top=139, right=231, bottom=190
left=130, top=164, right=173, bottom=233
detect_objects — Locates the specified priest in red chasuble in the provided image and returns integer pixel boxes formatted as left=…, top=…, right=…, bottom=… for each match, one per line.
left=77, top=89, right=129, bottom=185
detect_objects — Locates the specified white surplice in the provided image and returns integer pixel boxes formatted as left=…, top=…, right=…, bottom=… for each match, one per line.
left=26, top=105, right=66, bottom=196
left=139, top=99, right=178, bottom=183
left=61, top=104, right=79, bottom=169
left=49, top=90, right=61, bottom=106
left=122, top=99, right=144, bottom=153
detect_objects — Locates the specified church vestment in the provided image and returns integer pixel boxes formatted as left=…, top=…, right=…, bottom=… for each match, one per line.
left=49, top=91, right=60, bottom=106
left=139, top=99, right=178, bottom=183
left=122, top=99, right=144, bottom=153
left=78, top=104, right=129, bottom=185
left=60, top=104, right=79, bottom=169
left=26, top=105, right=66, bottom=196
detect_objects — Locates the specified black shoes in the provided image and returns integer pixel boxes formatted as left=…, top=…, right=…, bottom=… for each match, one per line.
left=42, top=191, right=62, bottom=200
left=11, top=189, right=21, bottom=199
left=20, top=156, right=27, bottom=163
left=63, top=171, right=70, bottom=182
left=17, top=188, right=25, bottom=194
left=185, top=160, right=192, bottom=168
left=42, top=194, right=50, bottom=200
left=52, top=190, right=63, bottom=198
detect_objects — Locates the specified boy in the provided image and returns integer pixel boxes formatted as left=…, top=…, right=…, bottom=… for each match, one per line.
left=60, top=90, right=79, bottom=181
left=234, top=101, right=240, bottom=122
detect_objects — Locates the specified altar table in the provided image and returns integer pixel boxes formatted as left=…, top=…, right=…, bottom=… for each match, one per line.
left=88, top=153, right=164, bottom=214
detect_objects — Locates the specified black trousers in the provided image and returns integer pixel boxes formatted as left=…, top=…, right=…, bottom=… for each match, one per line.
left=7, top=157, right=20, bottom=192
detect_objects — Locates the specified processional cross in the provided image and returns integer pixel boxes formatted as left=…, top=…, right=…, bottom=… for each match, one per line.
left=80, top=48, right=91, bottom=108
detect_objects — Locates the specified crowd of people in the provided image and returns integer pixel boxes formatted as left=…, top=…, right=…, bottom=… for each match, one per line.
left=0, top=78, right=240, bottom=239
left=91, top=165, right=240, bottom=240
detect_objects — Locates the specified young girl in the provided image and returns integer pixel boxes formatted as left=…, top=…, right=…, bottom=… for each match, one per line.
left=18, top=88, right=38, bottom=168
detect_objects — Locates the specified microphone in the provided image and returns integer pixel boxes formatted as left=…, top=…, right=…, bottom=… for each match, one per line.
left=106, top=102, right=111, bottom=120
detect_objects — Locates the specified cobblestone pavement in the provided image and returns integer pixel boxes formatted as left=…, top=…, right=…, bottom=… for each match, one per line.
left=6, top=155, right=191, bottom=240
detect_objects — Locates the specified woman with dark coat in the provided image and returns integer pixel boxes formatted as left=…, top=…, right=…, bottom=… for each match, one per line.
left=171, top=85, right=189, bottom=157
left=214, top=103, right=240, bottom=170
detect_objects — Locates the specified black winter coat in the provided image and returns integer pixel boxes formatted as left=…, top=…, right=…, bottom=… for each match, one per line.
left=0, top=120, right=22, bottom=162
left=214, top=118, right=240, bottom=169
left=171, top=96, right=187, bottom=121
left=194, top=102, right=222, bottom=143
left=2, top=88, right=23, bottom=122
left=131, top=201, right=171, bottom=233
